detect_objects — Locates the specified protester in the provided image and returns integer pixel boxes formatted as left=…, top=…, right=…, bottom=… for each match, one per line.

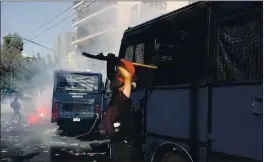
left=102, top=59, right=138, bottom=162
left=10, top=95, right=22, bottom=121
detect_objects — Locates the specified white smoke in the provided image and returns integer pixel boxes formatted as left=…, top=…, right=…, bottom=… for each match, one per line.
left=65, top=2, right=172, bottom=80
left=1, top=0, right=179, bottom=129
left=1, top=2, right=187, bottom=152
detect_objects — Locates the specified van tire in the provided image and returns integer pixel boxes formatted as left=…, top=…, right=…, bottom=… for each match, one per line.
left=162, top=152, right=188, bottom=162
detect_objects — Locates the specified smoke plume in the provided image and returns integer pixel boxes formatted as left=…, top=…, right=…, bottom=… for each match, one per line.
left=1, top=2, right=185, bottom=153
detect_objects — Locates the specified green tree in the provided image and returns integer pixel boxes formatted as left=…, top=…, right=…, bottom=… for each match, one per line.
left=3, top=33, right=24, bottom=54
left=0, top=33, right=24, bottom=95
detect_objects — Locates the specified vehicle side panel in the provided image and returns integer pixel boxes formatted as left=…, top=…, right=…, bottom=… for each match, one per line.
left=146, top=88, right=208, bottom=143
left=212, top=85, right=262, bottom=160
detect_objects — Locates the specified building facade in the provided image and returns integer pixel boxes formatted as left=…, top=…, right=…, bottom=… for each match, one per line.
left=71, top=1, right=188, bottom=75
left=53, top=32, right=74, bottom=67
left=71, top=1, right=171, bottom=54
left=54, top=32, right=74, bottom=59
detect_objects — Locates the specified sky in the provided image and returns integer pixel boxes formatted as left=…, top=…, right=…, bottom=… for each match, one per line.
left=1, top=2, right=74, bottom=57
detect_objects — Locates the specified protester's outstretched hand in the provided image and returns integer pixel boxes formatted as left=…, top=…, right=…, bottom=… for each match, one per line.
left=118, top=59, right=135, bottom=80
left=117, top=59, right=135, bottom=98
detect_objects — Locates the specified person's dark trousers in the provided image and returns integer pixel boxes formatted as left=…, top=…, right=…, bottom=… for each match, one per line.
left=12, top=111, right=22, bottom=120
left=112, top=139, right=137, bottom=162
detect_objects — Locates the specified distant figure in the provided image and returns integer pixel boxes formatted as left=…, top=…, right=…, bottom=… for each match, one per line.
left=10, top=96, right=22, bottom=121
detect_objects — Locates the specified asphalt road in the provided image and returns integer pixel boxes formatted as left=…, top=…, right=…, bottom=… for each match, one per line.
left=1, top=113, right=111, bottom=162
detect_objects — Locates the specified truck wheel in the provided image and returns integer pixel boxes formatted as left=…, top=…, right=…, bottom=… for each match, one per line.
left=162, top=152, right=189, bottom=162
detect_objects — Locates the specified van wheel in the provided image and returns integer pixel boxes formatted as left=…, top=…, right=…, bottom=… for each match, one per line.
left=162, top=152, right=188, bottom=162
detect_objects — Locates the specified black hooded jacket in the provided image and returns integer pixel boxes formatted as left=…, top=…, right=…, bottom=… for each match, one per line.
left=109, top=92, right=136, bottom=142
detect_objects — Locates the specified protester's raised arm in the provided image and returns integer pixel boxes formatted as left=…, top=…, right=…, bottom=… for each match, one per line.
left=117, top=59, right=135, bottom=98
left=117, top=66, right=132, bottom=98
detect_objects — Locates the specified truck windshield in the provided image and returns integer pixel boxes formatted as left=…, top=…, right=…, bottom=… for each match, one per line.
left=56, top=73, right=99, bottom=93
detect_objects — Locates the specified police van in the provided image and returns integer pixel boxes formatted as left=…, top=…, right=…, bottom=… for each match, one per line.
left=51, top=70, right=104, bottom=132
left=117, top=1, right=262, bottom=162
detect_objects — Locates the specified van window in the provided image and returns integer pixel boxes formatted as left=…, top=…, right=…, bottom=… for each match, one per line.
left=152, top=51, right=206, bottom=86
left=214, top=9, right=262, bottom=81
left=135, top=44, right=145, bottom=63
left=55, top=73, right=99, bottom=92
left=125, top=45, right=134, bottom=61
left=122, top=43, right=148, bottom=89
left=151, top=26, right=207, bottom=86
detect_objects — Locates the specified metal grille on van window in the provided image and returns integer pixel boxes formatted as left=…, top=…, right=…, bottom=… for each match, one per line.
left=215, top=9, right=262, bottom=81
left=135, top=44, right=145, bottom=63
left=125, top=46, right=134, bottom=61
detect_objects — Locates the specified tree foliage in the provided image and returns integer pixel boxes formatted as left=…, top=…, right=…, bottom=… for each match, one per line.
left=1, top=33, right=24, bottom=95
left=3, top=33, right=24, bottom=53
left=0, top=33, right=57, bottom=97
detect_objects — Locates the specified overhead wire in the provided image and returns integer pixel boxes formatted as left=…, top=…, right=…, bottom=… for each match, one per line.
left=31, top=5, right=72, bottom=33
left=30, top=1, right=96, bottom=40
left=5, top=36, right=55, bottom=52
left=23, top=5, right=72, bottom=46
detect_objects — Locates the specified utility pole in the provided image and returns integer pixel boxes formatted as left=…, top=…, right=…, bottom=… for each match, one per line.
left=58, top=35, right=60, bottom=68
